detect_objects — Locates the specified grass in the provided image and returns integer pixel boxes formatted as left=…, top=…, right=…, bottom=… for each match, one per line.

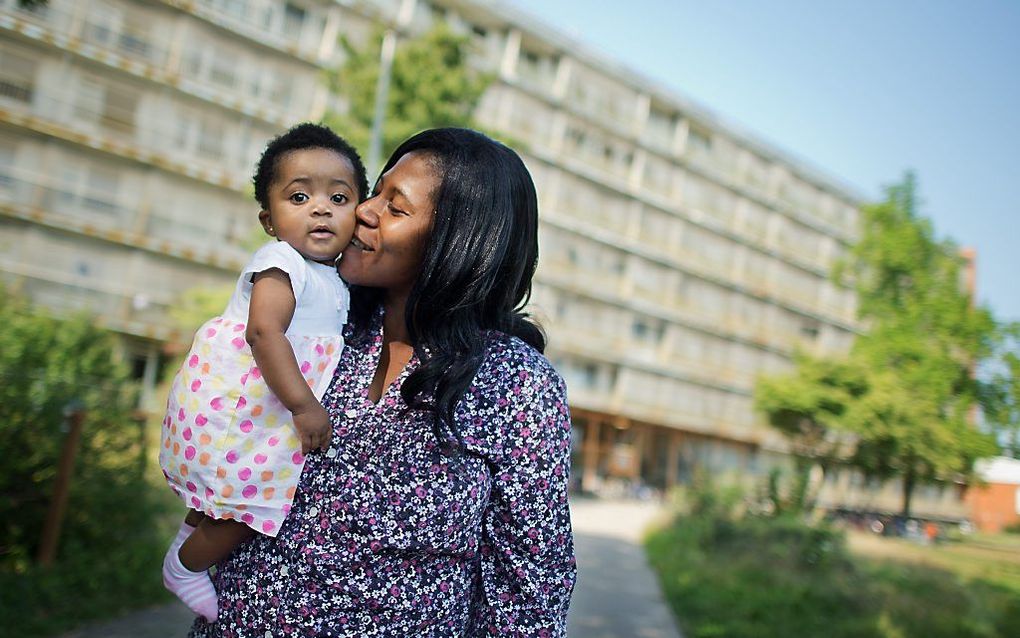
left=1, top=434, right=182, bottom=637
left=646, top=505, right=1020, bottom=638
left=848, top=531, right=1020, bottom=592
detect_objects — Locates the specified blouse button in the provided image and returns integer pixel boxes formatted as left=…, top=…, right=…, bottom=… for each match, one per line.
left=280, top=565, right=289, bottom=576
left=308, top=506, right=319, bottom=517
left=345, top=409, right=358, bottom=419
left=326, top=447, right=337, bottom=458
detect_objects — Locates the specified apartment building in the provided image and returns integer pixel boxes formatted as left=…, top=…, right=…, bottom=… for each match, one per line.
left=0, top=0, right=958, bottom=518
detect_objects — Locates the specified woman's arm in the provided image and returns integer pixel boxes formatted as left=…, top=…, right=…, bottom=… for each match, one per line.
left=470, top=368, right=576, bottom=636
left=245, top=268, right=331, bottom=454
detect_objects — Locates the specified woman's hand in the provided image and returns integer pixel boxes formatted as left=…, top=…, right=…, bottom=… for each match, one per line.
left=292, top=401, right=332, bottom=454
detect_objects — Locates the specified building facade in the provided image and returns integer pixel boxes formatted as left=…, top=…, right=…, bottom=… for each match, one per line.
left=0, top=0, right=962, bottom=518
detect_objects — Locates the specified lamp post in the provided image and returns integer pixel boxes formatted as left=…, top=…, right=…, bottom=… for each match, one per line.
left=366, top=0, right=417, bottom=177
left=367, top=29, right=397, bottom=178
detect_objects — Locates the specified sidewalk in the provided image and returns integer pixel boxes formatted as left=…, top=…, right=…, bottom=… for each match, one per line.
left=64, top=498, right=683, bottom=638
left=567, top=497, right=685, bottom=638
left=61, top=601, right=192, bottom=638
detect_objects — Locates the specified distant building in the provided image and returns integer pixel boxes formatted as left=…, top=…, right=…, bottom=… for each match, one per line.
left=967, top=457, right=1020, bottom=532
left=1, top=0, right=966, bottom=515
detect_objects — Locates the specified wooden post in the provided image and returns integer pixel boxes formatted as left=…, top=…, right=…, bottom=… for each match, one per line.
left=38, top=403, right=86, bottom=567
left=666, top=431, right=681, bottom=490
left=631, top=423, right=647, bottom=481
left=582, top=418, right=601, bottom=493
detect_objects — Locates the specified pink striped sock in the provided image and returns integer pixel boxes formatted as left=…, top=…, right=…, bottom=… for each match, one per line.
left=169, top=520, right=196, bottom=555
left=162, top=546, right=218, bottom=622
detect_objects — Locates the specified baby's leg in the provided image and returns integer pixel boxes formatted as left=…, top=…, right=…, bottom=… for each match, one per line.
left=163, top=515, right=253, bottom=622
left=179, top=517, right=257, bottom=572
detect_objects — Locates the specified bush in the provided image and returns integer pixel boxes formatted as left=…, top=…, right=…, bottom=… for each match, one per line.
left=647, top=481, right=1020, bottom=638
left=0, top=290, right=176, bottom=635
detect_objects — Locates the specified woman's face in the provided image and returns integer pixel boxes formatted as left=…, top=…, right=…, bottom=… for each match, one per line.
left=339, top=151, right=440, bottom=299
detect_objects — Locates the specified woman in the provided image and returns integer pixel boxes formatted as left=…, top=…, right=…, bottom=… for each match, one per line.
left=191, top=128, right=576, bottom=636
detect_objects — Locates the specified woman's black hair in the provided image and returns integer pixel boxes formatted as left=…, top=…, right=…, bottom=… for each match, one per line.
left=253, top=122, right=369, bottom=208
left=348, top=128, right=545, bottom=445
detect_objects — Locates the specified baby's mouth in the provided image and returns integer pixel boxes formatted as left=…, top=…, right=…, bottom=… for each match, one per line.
left=309, top=226, right=335, bottom=238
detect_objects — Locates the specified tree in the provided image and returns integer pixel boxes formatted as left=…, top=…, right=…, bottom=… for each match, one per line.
left=982, top=322, right=1020, bottom=458
left=0, top=288, right=151, bottom=567
left=755, top=354, right=867, bottom=511
left=322, top=23, right=493, bottom=166
left=844, top=173, right=998, bottom=516
left=757, top=173, right=1000, bottom=517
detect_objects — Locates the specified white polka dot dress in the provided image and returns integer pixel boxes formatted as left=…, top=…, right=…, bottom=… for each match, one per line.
left=159, top=242, right=349, bottom=536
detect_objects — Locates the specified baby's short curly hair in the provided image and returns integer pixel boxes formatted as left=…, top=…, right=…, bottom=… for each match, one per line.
left=253, top=123, right=368, bottom=210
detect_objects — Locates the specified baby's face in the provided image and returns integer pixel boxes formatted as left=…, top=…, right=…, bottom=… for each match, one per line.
left=259, top=148, right=358, bottom=264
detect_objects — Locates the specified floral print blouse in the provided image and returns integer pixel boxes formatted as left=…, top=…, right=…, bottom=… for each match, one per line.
left=189, top=310, right=576, bottom=637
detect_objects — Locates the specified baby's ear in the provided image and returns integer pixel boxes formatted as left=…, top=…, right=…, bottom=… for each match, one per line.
left=258, top=210, right=274, bottom=236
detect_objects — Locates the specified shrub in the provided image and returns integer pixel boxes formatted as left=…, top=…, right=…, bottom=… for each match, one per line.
left=0, top=289, right=175, bottom=635
left=647, top=481, right=1020, bottom=637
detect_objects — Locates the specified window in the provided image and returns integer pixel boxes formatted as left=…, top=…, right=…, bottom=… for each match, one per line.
left=82, top=167, right=121, bottom=216
left=13, top=0, right=49, bottom=18
left=517, top=47, right=557, bottom=90
left=799, top=319, right=821, bottom=340
left=85, top=2, right=122, bottom=49
left=0, top=48, right=36, bottom=104
left=119, top=14, right=153, bottom=60
left=50, top=161, right=124, bottom=224
left=102, top=83, right=138, bottom=134
left=643, top=156, right=674, bottom=197
left=209, top=50, right=238, bottom=88
left=632, top=259, right=674, bottom=302
left=197, top=118, right=225, bottom=159
left=644, top=107, right=675, bottom=151
left=632, top=317, right=664, bottom=343
left=0, top=141, right=16, bottom=192
left=638, top=207, right=678, bottom=251
left=745, top=153, right=771, bottom=191
left=212, top=0, right=248, bottom=21
left=73, top=76, right=106, bottom=125
left=283, top=2, right=307, bottom=38
left=687, top=126, right=712, bottom=155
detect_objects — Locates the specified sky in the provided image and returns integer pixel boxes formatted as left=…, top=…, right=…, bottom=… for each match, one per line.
left=505, top=0, right=1020, bottom=321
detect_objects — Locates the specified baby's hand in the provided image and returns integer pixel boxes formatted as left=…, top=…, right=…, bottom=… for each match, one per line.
left=292, top=402, right=333, bottom=454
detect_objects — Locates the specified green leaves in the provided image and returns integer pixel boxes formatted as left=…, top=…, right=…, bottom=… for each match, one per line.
left=756, top=173, right=1002, bottom=516
left=0, top=288, right=146, bottom=568
left=322, top=24, right=493, bottom=169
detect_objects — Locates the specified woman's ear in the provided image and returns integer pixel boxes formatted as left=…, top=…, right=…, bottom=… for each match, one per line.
left=258, top=210, right=275, bottom=236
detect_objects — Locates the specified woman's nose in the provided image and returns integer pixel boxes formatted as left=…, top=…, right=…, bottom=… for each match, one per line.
left=355, top=199, right=380, bottom=227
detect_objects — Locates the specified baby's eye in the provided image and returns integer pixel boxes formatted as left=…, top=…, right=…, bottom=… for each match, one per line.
left=331, top=193, right=348, bottom=205
left=290, top=192, right=308, bottom=203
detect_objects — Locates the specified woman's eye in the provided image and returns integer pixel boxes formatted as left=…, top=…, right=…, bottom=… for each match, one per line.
left=387, top=203, right=406, bottom=216
left=290, top=192, right=308, bottom=203
left=331, top=193, right=348, bottom=205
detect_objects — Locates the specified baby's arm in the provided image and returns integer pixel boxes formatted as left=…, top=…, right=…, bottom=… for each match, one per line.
left=245, top=269, right=331, bottom=454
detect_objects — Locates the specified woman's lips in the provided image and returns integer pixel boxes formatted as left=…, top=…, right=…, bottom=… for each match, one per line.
left=349, top=236, right=374, bottom=251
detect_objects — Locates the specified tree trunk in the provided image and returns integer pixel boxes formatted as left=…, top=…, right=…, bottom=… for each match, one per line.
left=901, top=466, right=916, bottom=518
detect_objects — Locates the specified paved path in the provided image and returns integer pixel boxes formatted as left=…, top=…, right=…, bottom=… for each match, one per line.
left=567, top=498, right=685, bottom=638
left=61, top=601, right=193, bottom=638
left=64, top=498, right=683, bottom=638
